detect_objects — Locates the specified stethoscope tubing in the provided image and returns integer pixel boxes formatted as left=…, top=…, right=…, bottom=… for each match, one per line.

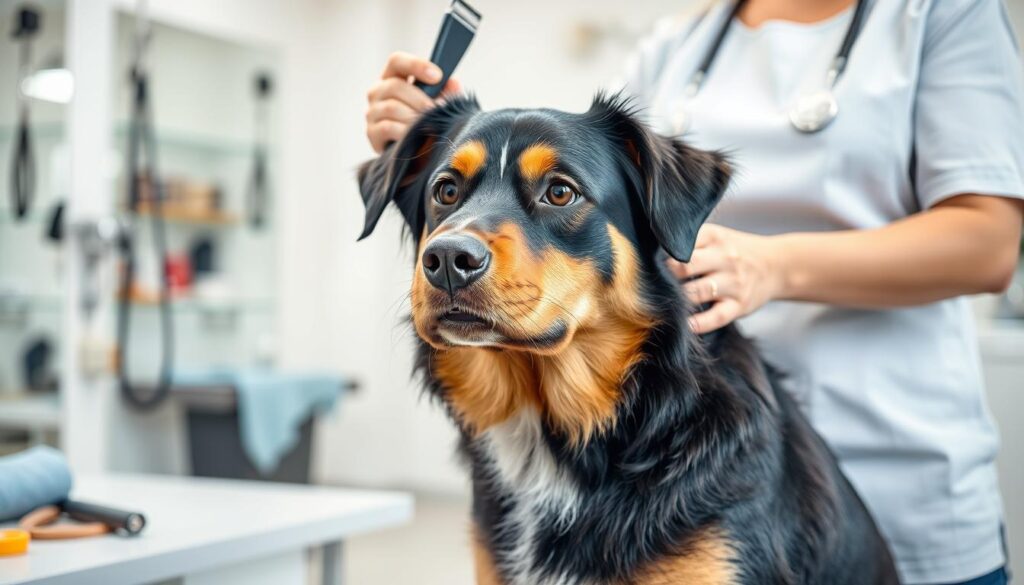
left=11, top=29, right=36, bottom=221
left=117, top=18, right=175, bottom=411
left=248, top=78, right=271, bottom=230
left=677, top=0, right=871, bottom=134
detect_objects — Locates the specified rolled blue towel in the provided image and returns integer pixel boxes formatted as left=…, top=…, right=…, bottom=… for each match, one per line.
left=0, top=445, right=72, bottom=522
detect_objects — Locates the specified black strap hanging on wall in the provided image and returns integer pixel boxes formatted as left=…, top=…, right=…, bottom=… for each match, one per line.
left=10, top=6, right=40, bottom=221
left=117, top=5, right=174, bottom=410
left=247, top=72, right=272, bottom=229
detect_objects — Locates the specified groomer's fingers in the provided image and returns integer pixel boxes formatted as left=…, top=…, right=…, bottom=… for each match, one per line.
left=367, top=77, right=435, bottom=112
left=683, top=274, right=733, bottom=305
left=367, top=120, right=409, bottom=154
left=694, top=224, right=722, bottom=249
left=381, top=51, right=443, bottom=85
left=441, top=76, right=463, bottom=97
left=366, top=98, right=421, bottom=126
left=666, top=258, right=689, bottom=279
left=668, top=248, right=729, bottom=279
left=689, top=298, right=742, bottom=334
left=366, top=99, right=421, bottom=153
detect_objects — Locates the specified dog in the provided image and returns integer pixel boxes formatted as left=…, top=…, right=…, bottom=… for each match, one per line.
left=357, top=93, right=900, bottom=585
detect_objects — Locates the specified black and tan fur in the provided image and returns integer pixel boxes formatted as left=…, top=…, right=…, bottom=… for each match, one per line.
left=357, top=93, right=899, bottom=585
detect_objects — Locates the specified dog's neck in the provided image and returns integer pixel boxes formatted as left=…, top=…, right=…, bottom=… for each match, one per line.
left=431, top=309, right=650, bottom=446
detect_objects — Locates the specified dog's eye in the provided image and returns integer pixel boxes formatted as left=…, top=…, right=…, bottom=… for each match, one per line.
left=542, top=183, right=578, bottom=207
left=434, top=179, right=460, bottom=206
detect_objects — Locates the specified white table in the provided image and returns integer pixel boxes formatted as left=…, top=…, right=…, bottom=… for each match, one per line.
left=0, top=474, right=413, bottom=585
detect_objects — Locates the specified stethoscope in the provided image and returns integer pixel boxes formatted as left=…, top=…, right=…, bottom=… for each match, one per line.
left=671, top=0, right=870, bottom=135
left=118, top=0, right=176, bottom=410
left=10, top=6, right=40, bottom=222
left=247, top=72, right=272, bottom=230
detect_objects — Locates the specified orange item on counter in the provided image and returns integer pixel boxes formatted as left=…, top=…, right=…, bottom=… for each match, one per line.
left=0, top=529, right=30, bottom=555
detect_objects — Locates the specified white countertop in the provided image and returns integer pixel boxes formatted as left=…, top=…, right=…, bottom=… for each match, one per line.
left=0, top=474, right=413, bottom=585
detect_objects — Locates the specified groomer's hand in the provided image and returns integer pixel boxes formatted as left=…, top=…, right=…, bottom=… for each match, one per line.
left=667, top=224, right=785, bottom=334
left=366, top=51, right=464, bottom=153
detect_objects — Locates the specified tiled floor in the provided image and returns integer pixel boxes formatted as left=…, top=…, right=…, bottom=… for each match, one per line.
left=345, top=494, right=475, bottom=585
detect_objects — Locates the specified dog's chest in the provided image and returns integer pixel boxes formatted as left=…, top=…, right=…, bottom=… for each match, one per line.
left=479, top=410, right=587, bottom=585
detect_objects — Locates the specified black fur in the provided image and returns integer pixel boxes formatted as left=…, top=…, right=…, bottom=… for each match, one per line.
left=358, top=93, right=899, bottom=585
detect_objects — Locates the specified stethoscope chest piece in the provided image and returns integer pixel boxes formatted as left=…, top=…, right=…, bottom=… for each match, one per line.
left=677, top=0, right=867, bottom=136
left=789, top=89, right=839, bottom=133
left=667, top=79, right=702, bottom=136
left=670, top=102, right=693, bottom=136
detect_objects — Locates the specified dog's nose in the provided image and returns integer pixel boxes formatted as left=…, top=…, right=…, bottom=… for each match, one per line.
left=422, top=234, right=491, bottom=294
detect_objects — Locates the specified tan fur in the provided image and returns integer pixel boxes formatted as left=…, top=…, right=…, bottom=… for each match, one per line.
left=468, top=522, right=737, bottom=585
left=518, top=143, right=559, bottom=182
left=632, top=529, right=739, bottom=585
left=420, top=223, right=653, bottom=445
left=451, top=140, right=488, bottom=179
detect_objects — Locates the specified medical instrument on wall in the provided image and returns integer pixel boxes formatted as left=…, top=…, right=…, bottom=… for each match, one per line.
left=9, top=6, right=40, bottom=221
left=416, top=0, right=481, bottom=98
left=22, top=337, right=56, bottom=393
left=247, top=72, right=272, bottom=229
left=117, top=0, right=175, bottom=410
left=670, top=0, right=869, bottom=135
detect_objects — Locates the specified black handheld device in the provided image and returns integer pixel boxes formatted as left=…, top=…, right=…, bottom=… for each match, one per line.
left=415, top=0, right=481, bottom=98
left=62, top=499, right=147, bottom=536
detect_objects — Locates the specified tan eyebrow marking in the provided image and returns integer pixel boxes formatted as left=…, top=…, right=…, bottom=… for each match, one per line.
left=450, top=140, right=487, bottom=179
left=518, top=143, right=558, bottom=182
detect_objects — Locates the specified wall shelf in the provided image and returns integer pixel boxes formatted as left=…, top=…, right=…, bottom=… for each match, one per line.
left=0, top=123, right=257, bottom=159
left=113, top=124, right=258, bottom=158
left=0, top=208, right=53, bottom=225
left=0, top=123, right=66, bottom=144
left=133, top=203, right=240, bottom=226
left=122, top=293, right=273, bottom=313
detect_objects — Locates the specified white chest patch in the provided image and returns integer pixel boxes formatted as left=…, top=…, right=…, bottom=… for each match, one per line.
left=481, top=409, right=584, bottom=585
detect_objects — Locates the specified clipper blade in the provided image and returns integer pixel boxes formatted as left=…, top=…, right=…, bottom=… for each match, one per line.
left=416, top=0, right=482, bottom=98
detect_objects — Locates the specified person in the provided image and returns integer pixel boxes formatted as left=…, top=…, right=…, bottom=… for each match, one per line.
left=363, top=0, right=1024, bottom=582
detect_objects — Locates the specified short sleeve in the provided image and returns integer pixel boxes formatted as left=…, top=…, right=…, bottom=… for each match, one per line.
left=914, top=0, right=1024, bottom=208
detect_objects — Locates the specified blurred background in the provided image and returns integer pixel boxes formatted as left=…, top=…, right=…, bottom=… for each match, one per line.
left=0, top=1, right=1022, bottom=583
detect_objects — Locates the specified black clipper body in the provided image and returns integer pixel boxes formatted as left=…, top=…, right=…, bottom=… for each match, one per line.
left=416, top=0, right=481, bottom=98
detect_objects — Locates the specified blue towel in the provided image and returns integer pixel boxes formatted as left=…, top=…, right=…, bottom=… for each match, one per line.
left=0, top=445, right=73, bottom=522
left=173, top=368, right=346, bottom=475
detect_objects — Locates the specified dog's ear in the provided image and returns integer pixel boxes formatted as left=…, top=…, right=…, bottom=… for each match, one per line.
left=357, top=95, right=481, bottom=240
left=587, top=92, right=731, bottom=262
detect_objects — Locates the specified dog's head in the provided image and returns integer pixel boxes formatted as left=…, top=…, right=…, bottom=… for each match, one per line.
left=359, top=93, right=729, bottom=440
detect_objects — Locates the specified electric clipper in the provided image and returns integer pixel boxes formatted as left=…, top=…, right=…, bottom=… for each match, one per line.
left=416, top=0, right=481, bottom=98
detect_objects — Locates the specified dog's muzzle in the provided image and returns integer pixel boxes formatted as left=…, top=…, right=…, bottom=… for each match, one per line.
left=422, top=233, right=491, bottom=295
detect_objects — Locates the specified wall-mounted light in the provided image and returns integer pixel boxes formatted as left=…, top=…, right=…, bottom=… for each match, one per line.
left=21, top=59, right=74, bottom=104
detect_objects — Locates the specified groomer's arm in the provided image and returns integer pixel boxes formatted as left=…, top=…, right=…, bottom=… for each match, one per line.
left=366, top=52, right=462, bottom=153
left=673, top=194, right=1024, bottom=333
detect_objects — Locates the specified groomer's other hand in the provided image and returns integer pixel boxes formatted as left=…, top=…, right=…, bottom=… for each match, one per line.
left=366, top=51, right=463, bottom=153
left=667, top=224, right=785, bottom=334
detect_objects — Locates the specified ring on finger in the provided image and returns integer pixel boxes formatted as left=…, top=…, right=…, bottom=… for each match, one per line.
left=708, top=278, right=719, bottom=300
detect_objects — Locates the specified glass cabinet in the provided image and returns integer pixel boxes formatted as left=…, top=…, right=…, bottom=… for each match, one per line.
left=0, top=0, right=283, bottom=466
left=0, top=0, right=68, bottom=453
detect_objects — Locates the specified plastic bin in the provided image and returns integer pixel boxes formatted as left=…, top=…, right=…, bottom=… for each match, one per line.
left=176, top=385, right=312, bottom=484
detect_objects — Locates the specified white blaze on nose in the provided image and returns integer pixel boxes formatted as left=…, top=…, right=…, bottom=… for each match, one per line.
left=499, top=139, right=510, bottom=179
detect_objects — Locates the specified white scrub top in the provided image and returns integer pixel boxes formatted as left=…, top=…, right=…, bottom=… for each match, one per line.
left=621, top=0, right=1024, bottom=583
